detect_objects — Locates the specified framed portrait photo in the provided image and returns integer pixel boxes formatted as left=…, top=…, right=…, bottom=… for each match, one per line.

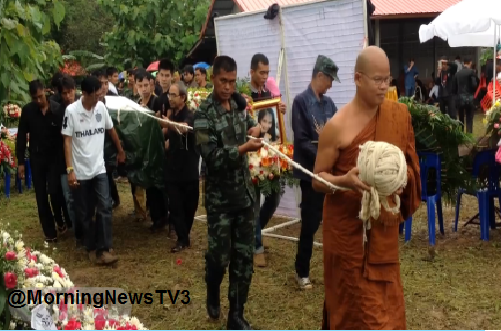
left=251, top=97, right=287, bottom=144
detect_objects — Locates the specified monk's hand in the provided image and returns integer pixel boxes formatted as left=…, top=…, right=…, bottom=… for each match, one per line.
left=394, top=187, right=404, bottom=195
left=342, top=167, right=371, bottom=194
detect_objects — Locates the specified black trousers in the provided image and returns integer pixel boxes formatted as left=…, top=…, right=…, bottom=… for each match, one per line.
left=458, top=103, right=474, bottom=133
left=106, top=167, right=119, bottom=204
left=145, top=187, right=166, bottom=224
left=167, top=181, right=199, bottom=245
left=295, top=179, right=325, bottom=278
left=31, top=156, right=64, bottom=239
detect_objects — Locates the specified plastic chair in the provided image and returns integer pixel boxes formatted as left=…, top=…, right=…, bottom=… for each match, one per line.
left=399, top=152, right=444, bottom=245
left=454, top=150, right=500, bottom=241
left=15, top=158, right=32, bottom=193
left=3, top=170, right=10, bottom=198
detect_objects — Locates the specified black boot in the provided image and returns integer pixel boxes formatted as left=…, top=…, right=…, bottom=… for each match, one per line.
left=227, top=304, right=252, bottom=330
left=206, top=285, right=220, bottom=319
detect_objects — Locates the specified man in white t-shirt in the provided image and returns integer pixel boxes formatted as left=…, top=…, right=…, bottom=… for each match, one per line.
left=62, top=76, right=125, bottom=265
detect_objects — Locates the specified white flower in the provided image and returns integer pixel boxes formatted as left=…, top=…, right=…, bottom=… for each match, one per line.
left=2, top=232, right=10, bottom=241
left=52, top=271, right=60, bottom=280
left=39, top=254, right=53, bottom=265
left=9, top=321, right=15, bottom=330
left=130, top=317, right=144, bottom=329
left=15, top=240, right=24, bottom=252
left=28, top=260, right=36, bottom=268
left=31, top=250, right=40, bottom=256
left=82, top=323, right=95, bottom=330
left=53, top=280, right=61, bottom=288
left=35, top=283, right=44, bottom=289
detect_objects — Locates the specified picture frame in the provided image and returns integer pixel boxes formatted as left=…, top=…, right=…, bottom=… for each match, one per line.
left=250, top=97, right=286, bottom=145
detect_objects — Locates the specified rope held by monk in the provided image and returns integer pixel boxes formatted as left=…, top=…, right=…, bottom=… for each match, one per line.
left=356, top=141, right=408, bottom=243
left=247, top=137, right=407, bottom=245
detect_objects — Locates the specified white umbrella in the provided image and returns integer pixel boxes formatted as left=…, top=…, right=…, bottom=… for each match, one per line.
left=418, top=0, right=501, bottom=102
left=419, top=0, right=501, bottom=45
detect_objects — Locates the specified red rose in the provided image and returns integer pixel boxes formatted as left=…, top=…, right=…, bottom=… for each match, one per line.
left=94, top=318, right=105, bottom=330
left=53, top=266, right=64, bottom=278
left=176, top=259, right=182, bottom=265
left=30, top=255, right=37, bottom=262
left=64, top=318, right=81, bottom=330
left=5, top=251, right=16, bottom=261
left=249, top=164, right=253, bottom=170
left=252, top=177, right=258, bottom=184
left=24, top=268, right=34, bottom=278
left=109, top=319, right=118, bottom=328
left=3, top=272, right=17, bottom=289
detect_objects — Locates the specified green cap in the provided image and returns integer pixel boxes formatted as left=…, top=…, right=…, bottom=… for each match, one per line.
left=314, top=55, right=340, bottom=83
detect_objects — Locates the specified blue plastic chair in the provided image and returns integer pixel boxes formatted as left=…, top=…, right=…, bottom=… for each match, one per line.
left=15, top=158, right=32, bottom=193
left=3, top=170, right=10, bottom=198
left=454, top=150, right=500, bottom=241
left=399, top=152, right=444, bottom=245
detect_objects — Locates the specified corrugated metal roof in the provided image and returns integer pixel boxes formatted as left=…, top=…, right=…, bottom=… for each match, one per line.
left=372, top=0, right=463, bottom=16
left=233, top=0, right=465, bottom=16
left=201, top=0, right=464, bottom=37
left=235, top=0, right=312, bottom=12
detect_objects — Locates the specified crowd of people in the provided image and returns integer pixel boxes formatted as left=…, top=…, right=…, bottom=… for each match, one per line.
left=13, top=44, right=425, bottom=329
left=391, top=55, right=483, bottom=133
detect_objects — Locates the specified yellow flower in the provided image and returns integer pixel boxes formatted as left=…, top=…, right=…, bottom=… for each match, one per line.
left=495, top=100, right=500, bottom=107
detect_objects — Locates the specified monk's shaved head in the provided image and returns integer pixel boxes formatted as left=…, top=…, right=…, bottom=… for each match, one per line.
left=354, top=46, right=391, bottom=107
left=355, top=46, right=389, bottom=73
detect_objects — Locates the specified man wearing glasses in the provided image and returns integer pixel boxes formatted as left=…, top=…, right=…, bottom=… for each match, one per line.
left=291, top=55, right=339, bottom=290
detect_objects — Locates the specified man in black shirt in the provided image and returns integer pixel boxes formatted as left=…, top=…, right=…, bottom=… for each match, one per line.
left=49, top=72, right=63, bottom=104
left=53, top=75, right=80, bottom=239
left=153, top=59, right=174, bottom=117
left=453, top=58, right=478, bottom=133
left=17, top=80, right=66, bottom=243
left=248, top=53, right=287, bottom=267
left=136, top=69, right=157, bottom=110
left=160, top=81, right=200, bottom=251
left=92, top=69, right=121, bottom=208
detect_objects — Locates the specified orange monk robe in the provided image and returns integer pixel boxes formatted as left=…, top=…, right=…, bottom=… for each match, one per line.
left=322, top=100, right=421, bottom=330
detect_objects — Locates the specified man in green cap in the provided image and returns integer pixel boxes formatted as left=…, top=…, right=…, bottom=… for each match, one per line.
left=291, top=54, right=339, bottom=290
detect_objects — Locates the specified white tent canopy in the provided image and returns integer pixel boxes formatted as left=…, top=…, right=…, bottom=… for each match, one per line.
left=419, top=0, right=501, bottom=47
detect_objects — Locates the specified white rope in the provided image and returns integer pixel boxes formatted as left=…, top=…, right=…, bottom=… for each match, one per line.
left=139, top=110, right=193, bottom=130
left=247, top=136, right=348, bottom=192
left=248, top=137, right=407, bottom=246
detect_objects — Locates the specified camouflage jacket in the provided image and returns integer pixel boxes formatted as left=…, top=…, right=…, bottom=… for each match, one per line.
left=122, top=88, right=140, bottom=103
left=193, top=94, right=257, bottom=214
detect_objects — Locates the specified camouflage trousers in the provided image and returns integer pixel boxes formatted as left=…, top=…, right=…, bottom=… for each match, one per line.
left=205, top=206, right=254, bottom=305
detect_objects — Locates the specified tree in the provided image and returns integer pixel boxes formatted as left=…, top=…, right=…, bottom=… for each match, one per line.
left=0, top=0, right=66, bottom=105
left=97, top=0, right=210, bottom=69
left=52, top=0, right=112, bottom=55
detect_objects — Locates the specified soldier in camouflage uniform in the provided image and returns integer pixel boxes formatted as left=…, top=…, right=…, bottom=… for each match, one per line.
left=193, top=56, right=263, bottom=330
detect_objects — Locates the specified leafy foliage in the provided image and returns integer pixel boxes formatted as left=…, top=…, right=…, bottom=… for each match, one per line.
left=485, top=101, right=501, bottom=148
left=0, top=0, right=66, bottom=105
left=400, top=97, right=476, bottom=199
left=97, top=0, right=210, bottom=68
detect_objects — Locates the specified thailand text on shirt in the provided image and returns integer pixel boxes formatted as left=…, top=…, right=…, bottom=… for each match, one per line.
left=61, top=99, right=113, bottom=180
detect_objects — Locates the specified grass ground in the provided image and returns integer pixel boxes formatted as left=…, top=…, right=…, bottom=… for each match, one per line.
left=1, top=113, right=500, bottom=330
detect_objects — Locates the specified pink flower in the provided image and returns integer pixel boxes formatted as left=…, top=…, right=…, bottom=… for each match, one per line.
left=5, top=251, right=16, bottom=261
left=3, top=272, right=17, bottom=289
left=30, top=255, right=37, bottom=263
left=495, top=123, right=500, bottom=129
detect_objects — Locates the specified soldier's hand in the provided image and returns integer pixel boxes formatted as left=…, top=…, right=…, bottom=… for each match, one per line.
left=248, top=126, right=261, bottom=138
left=245, top=138, right=263, bottom=152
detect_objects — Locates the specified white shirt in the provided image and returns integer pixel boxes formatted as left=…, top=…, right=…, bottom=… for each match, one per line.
left=61, top=99, right=113, bottom=180
left=429, top=85, right=439, bottom=99
left=108, top=82, right=118, bottom=95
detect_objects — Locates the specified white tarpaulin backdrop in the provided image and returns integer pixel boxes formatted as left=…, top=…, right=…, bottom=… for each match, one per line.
left=214, top=0, right=366, bottom=218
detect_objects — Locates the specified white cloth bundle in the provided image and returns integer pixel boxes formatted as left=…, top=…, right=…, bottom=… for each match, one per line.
left=356, top=141, right=408, bottom=243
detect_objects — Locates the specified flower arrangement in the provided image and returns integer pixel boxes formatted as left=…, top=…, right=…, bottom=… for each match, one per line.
left=0, top=140, right=15, bottom=175
left=248, top=144, right=298, bottom=196
left=0, top=229, right=147, bottom=330
left=187, top=88, right=212, bottom=110
left=2, top=104, right=21, bottom=119
left=399, top=97, right=476, bottom=198
left=485, top=100, right=501, bottom=147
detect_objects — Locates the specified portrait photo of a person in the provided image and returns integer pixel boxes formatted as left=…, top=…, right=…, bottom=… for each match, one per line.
left=257, top=108, right=279, bottom=142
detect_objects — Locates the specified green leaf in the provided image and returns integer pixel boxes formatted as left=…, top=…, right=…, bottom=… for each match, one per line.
left=154, top=33, right=162, bottom=43
left=16, top=24, right=25, bottom=37
left=42, top=18, right=51, bottom=35
left=52, top=0, right=66, bottom=27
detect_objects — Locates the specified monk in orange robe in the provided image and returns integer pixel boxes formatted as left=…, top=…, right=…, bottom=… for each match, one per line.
left=313, top=46, right=421, bottom=329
